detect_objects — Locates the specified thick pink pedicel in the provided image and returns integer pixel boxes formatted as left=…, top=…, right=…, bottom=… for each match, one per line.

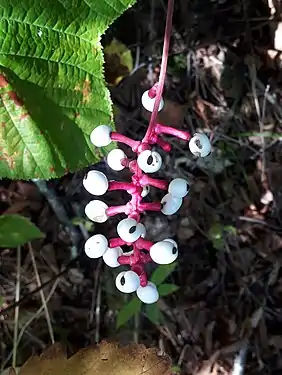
left=154, top=123, right=191, bottom=141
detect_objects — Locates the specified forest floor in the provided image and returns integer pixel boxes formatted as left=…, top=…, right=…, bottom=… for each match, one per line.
left=1, top=0, right=282, bottom=374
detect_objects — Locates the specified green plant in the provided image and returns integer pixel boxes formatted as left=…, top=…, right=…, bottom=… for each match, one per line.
left=116, top=262, right=179, bottom=328
left=0, top=0, right=136, bottom=179
left=0, top=214, right=43, bottom=248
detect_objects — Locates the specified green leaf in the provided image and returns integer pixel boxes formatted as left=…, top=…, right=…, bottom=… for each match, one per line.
left=150, top=262, right=177, bottom=286
left=158, top=283, right=179, bottom=297
left=0, top=0, right=136, bottom=179
left=116, top=297, right=141, bottom=329
left=0, top=214, right=44, bottom=248
left=145, top=303, right=164, bottom=325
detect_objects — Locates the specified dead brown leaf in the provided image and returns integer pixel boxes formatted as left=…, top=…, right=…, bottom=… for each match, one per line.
left=10, top=342, right=171, bottom=375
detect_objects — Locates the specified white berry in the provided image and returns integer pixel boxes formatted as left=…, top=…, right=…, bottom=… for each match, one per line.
left=90, top=125, right=112, bottom=147
left=150, top=239, right=178, bottom=264
left=189, top=133, right=211, bottom=157
left=83, top=170, right=108, bottom=196
left=107, top=148, right=127, bottom=171
left=116, top=270, right=140, bottom=293
left=161, top=193, right=182, bottom=215
left=85, top=200, right=108, bottom=223
left=84, top=234, right=108, bottom=259
left=168, top=178, right=189, bottom=198
left=117, top=218, right=143, bottom=243
left=141, top=90, right=164, bottom=112
left=136, top=282, right=159, bottom=304
left=103, top=247, right=123, bottom=268
left=139, top=223, right=146, bottom=238
left=141, top=185, right=150, bottom=197
left=137, top=150, right=162, bottom=173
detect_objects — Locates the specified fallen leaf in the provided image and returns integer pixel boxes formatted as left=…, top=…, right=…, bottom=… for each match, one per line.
left=10, top=342, right=171, bottom=375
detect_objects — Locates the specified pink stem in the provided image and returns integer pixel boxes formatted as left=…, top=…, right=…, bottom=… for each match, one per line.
left=142, top=0, right=175, bottom=142
left=132, top=264, right=148, bottom=287
left=155, top=137, right=172, bottom=152
left=106, top=205, right=128, bottom=217
left=135, top=238, right=154, bottom=251
left=139, top=202, right=161, bottom=212
left=108, top=181, right=136, bottom=193
left=109, top=238, right=126, bottom=248
left=118, top=252, right=140, bottom=265
left=139, top=175, right=168, bottom=190
left=154, top=123, right=191, bottom=141
left=111, top=132, right=140, bottom=150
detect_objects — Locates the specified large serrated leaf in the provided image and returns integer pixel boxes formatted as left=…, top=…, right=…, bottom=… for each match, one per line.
left=0, top=0, right=136, bottom=179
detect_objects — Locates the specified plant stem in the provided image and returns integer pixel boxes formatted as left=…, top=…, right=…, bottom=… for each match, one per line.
left=143, top=0, right=175, bottom=143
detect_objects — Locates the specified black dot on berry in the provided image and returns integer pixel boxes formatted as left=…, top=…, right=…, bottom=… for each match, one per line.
left=84, top=173, right=88, bottom=180
left=172, top=247, right=177, bottom=255
left=129, top=225, right=136, bottom=234
left=195, top=139, right=202, bottom=149
left=147, top=155, right=153, bottom=165
left=120, top=276, right=126, bottom=286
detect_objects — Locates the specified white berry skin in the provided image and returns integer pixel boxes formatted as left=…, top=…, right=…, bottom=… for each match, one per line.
left=90, top=125, right=112, bottom=147
left=117, top=218, right=143, bottom=243
left=141, top=185, right=150, bottom=198
left=116, top=271, right=140, bottom=293
left=150, top=240, right=178, bottom=264
left=137, top=150, right=162, bottom=174
left=83, top=170, right=108, bottom=196
left=85, top=200, right=108, bottom=223
left=102, top=247, right=123, bottom=268
left=189, top=133, right=211, bottom=157
left=141, top=90, right=164, bottom=112
left=161, top=193, right=183, bottom=215
left=168, top=178, right=190, bottom=198
left=139, top=223, right=147, bottom=238
left=84, top=234, right=108, bottom=259
left=136, top=282, right=159, bottom=304
left=107, top=149, right=127, bottom=171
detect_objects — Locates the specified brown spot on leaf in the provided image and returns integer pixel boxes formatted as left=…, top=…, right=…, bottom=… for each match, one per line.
left=0, top=74, right=9, bottom=88
left=49, top=167, right=55, bottom=173
left=74, top=112, right=80, bottom=118
left=7, top=91, right=23, bottom=107
left=20, top=113, right=29, bottom=120
left=1, top=122, right=6, bottom=128
left=82, top=79, right=91, bottom=103
left=0, top=150, right=16, bottom=169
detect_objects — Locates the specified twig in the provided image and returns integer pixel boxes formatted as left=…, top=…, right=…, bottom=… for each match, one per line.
left=12, top=246, right=21, bottom=369
left=33, top=179, right=80, bottom=258
left=1, top=279, right=59, bottom=371
left=28, top=242, right=55, bottom=344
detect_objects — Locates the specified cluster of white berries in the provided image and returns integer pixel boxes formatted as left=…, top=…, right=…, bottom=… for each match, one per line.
left=82, top=88, right=211, bottom=304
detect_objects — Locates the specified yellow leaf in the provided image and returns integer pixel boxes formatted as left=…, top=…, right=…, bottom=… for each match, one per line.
left=10, top=341, right=171, bottom=375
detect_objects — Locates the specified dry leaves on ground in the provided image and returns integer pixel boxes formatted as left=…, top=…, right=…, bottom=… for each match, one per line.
left=8, top=341, right=171, bottom=375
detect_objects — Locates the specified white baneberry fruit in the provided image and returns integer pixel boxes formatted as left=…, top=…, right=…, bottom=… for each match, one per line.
left=161, top=193, right=182, bottom=215
left=189, top=133, right=211, bottom=157
left=83, top=170, right=108, bottom=196
left=168, top=178, right=190, bottom=198
left=90, top=125, right=112, bottom=147
left=150, top=239, right=178, bottom=264
left=137, top=150, right=162, bottom=173
left=117, top=218, right=143, bottom=243
left=107, top=148, right=127, bottom=171
left=84, top=234, right=108, bottom=259
left=141, top=90, right=164, bottom=112
left=139, top=223, right=146, bottom=238
left=102, top=247, right=123, bottom=268
left=136, top=282, right=159, bottom=304
left=141, top=185, right=150, bottom=197
left=116, top=270, right=140, bottom=293
left=85, top=200, right=108, bottom=223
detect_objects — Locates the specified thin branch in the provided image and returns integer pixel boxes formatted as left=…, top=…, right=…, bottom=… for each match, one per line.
left=28, top=242, right=55, bottom=344
left=12, top=246, right=21, bottom=368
